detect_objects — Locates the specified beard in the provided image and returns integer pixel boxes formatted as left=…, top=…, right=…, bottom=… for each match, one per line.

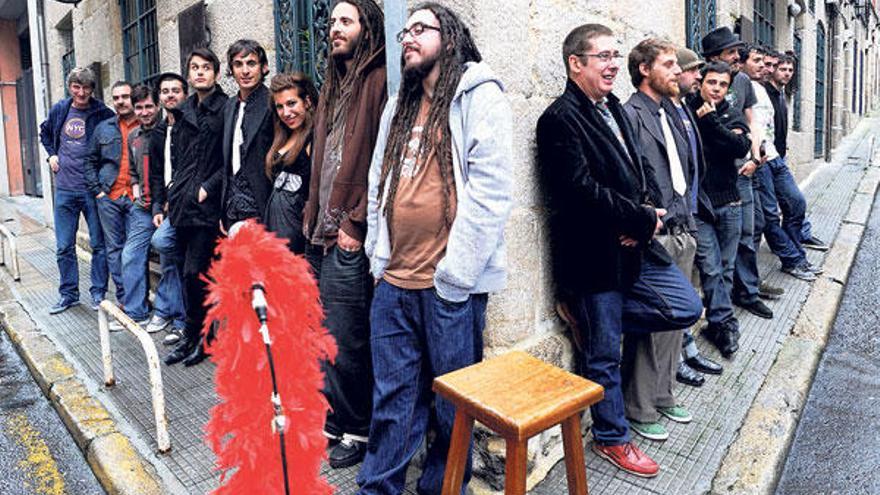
left=649, top=74, right=679, bottom=98
left=402, top=52, right=438, bottom=88
left=331, top=33, right=360, bottom=62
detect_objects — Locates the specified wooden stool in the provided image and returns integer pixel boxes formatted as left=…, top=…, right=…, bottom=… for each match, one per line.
left=434, top=350, right=604, bottom=495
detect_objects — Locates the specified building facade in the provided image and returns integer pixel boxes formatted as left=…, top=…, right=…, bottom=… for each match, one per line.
left=1, top=0, right=877, bottom=489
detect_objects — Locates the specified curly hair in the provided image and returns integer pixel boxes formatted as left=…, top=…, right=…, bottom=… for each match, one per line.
left=265, top=72, right=319, bottom=179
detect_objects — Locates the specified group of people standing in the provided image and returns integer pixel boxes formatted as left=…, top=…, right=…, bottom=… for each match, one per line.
left=38, top=0, right=823, bottom=491
left=539, top=25, right=826, bottom=478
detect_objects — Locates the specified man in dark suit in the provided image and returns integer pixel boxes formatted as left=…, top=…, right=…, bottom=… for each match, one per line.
left=621, top=38, right=709, bottom=443
left=536, top=24, right=702, bottom=478
left=213, top=39, right=274, bottom=230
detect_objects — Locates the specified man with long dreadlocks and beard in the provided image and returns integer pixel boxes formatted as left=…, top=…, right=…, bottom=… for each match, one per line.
left=359, top=4, right=512, bottom=494
left=301, top=0, right=386, bottom=469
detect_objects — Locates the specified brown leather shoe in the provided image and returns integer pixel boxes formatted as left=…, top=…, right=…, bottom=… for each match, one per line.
left=591, top=441, right=659, bottom=478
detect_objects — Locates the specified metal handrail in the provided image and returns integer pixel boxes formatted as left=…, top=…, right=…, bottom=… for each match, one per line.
left=0, top=223, right=21, bottom=281
left=97, top=300, right=171, bottom=453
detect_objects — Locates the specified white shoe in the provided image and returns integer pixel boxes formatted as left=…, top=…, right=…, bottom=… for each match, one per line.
left=145, top=314, right=171, bottom=334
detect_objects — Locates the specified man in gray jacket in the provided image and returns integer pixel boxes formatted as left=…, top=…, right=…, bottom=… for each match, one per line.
left=359, top=4, right=512, bottom=494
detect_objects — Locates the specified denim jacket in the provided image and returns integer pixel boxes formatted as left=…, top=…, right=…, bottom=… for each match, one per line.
left=83, top=117, right=126, bottom=196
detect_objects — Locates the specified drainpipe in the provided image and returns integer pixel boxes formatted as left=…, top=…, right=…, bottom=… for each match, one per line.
left=825, top=4, right=837, bottom=162
left=27, top=0, right=53, bottom=225
left=383, top=0, right=405, bottom=97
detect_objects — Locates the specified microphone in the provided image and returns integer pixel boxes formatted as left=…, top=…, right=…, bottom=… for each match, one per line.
left=252, top=283, right=269, bottom=324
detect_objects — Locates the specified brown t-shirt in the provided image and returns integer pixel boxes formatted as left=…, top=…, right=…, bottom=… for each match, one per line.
left=383, top=98, right=457, bottom=290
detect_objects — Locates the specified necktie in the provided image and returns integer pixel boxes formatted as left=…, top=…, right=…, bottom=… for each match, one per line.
left=658, top=107, right=687, bottom=196
left=595, top=99, right=628, bottom=151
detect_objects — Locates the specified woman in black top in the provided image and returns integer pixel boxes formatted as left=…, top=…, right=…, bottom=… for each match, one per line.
left=264, top=73, right=319, bottom=254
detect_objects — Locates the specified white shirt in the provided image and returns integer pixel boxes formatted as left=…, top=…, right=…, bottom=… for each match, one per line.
left=231, top=100, right=247, bottom=175
left=751, top=81, right=779, bottom=160
left=164, top=123, right=173, bottom=186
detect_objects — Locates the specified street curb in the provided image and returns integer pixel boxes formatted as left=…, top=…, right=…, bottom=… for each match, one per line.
left=0, top=291, right=164, bottom=495
left=711, top=163, right=880, bottom=494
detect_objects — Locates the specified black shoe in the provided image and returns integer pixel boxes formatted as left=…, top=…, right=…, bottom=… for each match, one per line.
left=676, top=362, right=705, bottom=387
left=734, top=298, right=774, bottom=319
left=705, top=325, right=739, bottom=358
left=802, top=236, right=829, bottom=251
left=182, top=339, right=210, bottom=367
left=49, top=298, right=80, bottom=315
left=164, top=338, right=196, bottom=365
left=758, top=282, right=784, bottom=300
left=328, top=438, right=366, bottom=469
left=685, top=354, right=724, bottom=375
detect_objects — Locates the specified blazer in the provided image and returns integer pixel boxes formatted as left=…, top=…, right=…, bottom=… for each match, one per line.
left=536, top=79, right=668, bottom=299
left=210, top=83, right=274, bottom=227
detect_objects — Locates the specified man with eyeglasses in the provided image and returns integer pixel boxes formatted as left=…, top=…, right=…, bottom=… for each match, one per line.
left=359, top=5, right=512, bottom=493
left=537, top=25, right=702, bottom=477
left=302, top=0, right=386, bottom=468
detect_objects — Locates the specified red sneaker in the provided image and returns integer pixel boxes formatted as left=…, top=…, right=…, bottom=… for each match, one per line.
left=591, top=441, right=659, bottom=478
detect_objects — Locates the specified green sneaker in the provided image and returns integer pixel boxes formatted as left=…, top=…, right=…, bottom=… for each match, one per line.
left=658, top=405, right=692, bottom=424
left=628, top=420, right=668, bottom=441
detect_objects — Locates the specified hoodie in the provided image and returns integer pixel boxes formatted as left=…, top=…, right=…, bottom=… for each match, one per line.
left=365, top=61, right=513, bottom=302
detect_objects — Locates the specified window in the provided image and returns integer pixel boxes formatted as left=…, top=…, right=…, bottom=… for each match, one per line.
left=121, top=0, right=159, bottom=84
left=274, top=0, right=330, bottom=85
left=59, top=14, right=75, bottom=97
left=686, top=0, right=717, bottom=53
left=815, top=22, right=826, bottom=158
left=753, top=0, right=776, bottom=47
left=792, top=33, right=802, bottom=131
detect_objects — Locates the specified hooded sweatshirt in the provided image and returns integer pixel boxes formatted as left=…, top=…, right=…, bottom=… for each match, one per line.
left=365, top=61, right=513, bottom=302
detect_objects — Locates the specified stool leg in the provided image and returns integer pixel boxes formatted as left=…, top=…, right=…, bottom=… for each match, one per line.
left=505, top=439, right=528, bottom=495
left=561, top=414, right=588, bottom=495
left=441, top=410, right=474, bottom=495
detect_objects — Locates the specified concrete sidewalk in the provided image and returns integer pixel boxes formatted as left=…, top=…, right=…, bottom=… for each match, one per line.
left=1, top=118, right=878, bottom=495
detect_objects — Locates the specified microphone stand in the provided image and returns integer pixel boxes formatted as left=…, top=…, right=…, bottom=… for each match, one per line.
left=251, top=283, right=291, bottom=495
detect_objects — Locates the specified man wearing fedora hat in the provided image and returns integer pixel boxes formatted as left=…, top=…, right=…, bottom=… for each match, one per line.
left=701, top=28, right=777, bottom=321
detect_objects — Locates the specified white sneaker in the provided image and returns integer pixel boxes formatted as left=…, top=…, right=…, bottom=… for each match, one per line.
left=145, top=314, right=171, bottom=334
left=109, top=318, right=150, bottom=333
left=163, top=327, right=183, bottom=345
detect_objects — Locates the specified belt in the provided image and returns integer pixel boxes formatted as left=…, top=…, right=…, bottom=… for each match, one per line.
left=273, top=171, right=303, bottom=194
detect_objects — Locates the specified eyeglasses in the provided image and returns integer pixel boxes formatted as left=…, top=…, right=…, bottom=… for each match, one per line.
left=396, top=22, right=441, bottom=43
left=577, top=51, right=624, bottom=64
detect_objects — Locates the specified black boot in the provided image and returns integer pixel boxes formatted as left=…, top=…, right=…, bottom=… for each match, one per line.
left=164, top=337, right=197, bottom=365
left=705, top=325, right=739, bottom=358
left=676, top=361, right=705, bottom=387
left=182, top=338, right=210, bottom=367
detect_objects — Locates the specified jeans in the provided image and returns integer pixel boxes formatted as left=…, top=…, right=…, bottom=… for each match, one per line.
left=96, top=195, right=130, bottom=304
left=356, top=281, right=487, bottom=495
left=53, top=188, right=108, bottom=302
left=758, top=158, right=810, bottom=267
left=733, top=175, right=763, bottom=304
left=571, top=256, right=702, bottom=445
left=309, top=244, right=374, bottom=439
left=120, top=205, right=155, bottom=320
left=695, top=204, right=741, bottom=328
left=151, top=218, right=185, bottom=329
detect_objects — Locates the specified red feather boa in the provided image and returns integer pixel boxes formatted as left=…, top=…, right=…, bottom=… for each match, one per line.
left=202, top=220, right=337, bottom=494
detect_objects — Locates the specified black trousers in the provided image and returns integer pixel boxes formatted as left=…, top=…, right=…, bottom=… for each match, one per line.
left=176, top=225, right=219, bottom=342
left=307, top=243, right=374, bottom=438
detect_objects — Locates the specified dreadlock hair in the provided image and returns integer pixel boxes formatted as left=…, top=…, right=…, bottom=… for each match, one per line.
left=265, top=72, right=319, bottom=179
left=376, top=2, right=482, bottom=230
left=320, top=0, right=385, bottom=132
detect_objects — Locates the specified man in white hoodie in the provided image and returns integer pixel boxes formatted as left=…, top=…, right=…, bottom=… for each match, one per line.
left=359, top=3, right=512, bottom=494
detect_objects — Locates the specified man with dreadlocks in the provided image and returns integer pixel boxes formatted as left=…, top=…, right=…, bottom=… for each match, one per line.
left=359, top=4, right=512, bottom=494
left=301, top=0, right=386, bottom=469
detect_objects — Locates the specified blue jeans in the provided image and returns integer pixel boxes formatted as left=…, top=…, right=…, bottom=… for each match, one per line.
left=571, top=256, right=702, bottom=445
left=53, top=188, right=108, bottom=302
left=120, top=205, right=155, bottom=320
left=733, top=174, right=763, bottom=303
left=695, top=204, right=741, bottom=328
left=756, top=159, right=806, bottom=268
left=151, top=218, right=185, bottom=328
left=357, top=281, right=487, bottom=495
left=95, top=195, right=129, bottom=303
